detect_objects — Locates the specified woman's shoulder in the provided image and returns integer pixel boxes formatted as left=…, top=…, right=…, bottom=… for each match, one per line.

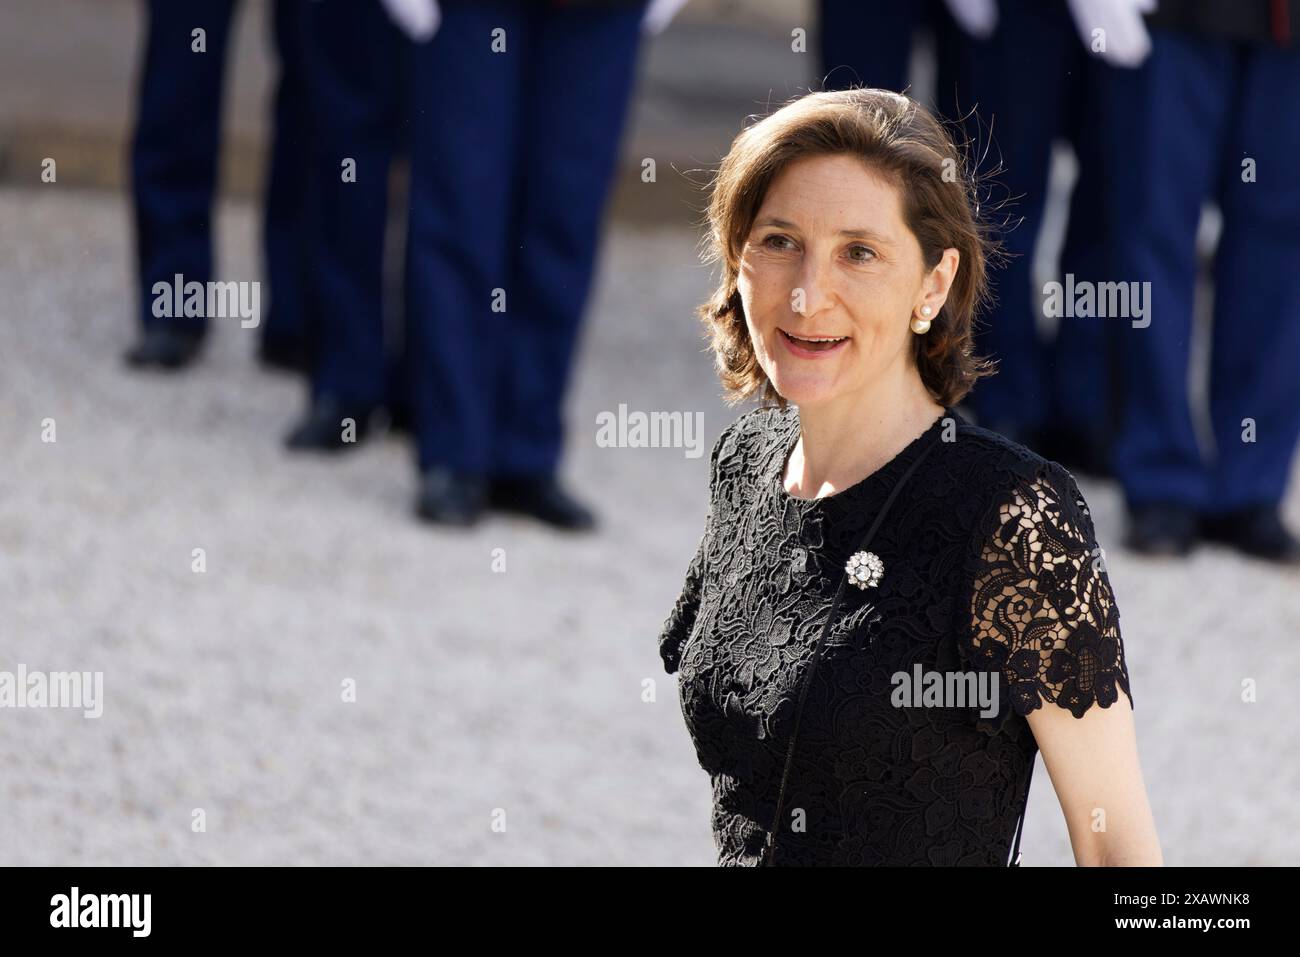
left=943, top=414, right=1108, bottom=563
left=704, top=405, right=1095, bottom=521
left=934, top=413, right=1107, bottom=547
left=945, top=413, right=1077, bottom=499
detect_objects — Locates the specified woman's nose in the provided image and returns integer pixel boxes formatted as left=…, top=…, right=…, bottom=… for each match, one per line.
left=791, top=258, right=832, bottom=317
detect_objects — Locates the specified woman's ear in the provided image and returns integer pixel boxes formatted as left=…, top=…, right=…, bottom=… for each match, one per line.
left=919, top=247, right=960, bottom=315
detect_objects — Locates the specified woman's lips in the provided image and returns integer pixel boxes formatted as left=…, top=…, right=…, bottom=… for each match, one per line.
left=778, top=328, right=850, bottom=360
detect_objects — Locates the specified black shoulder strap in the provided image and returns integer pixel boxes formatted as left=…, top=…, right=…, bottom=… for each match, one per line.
left=763, top=430, right=943, bottom=866
left=853, top=430, right=942, bottom=554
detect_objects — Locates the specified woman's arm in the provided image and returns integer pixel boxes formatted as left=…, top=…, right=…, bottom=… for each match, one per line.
left=967, top=460, right=1162, bottom=866
left=1027, top=691, right=1163, bottom=866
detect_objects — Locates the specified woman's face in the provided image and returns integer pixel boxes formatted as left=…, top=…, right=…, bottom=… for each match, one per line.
left=737, top=153, right=957, bottom=408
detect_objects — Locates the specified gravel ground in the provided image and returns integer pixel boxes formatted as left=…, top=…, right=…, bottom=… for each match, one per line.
left=1, top=185, right=1298, bottom=865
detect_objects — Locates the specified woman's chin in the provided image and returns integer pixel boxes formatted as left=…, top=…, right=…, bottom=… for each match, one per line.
left=768, top=370, right=841, bottom=407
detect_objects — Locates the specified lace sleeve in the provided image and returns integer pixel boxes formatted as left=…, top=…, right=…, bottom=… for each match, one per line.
left=963, top=461, right=1132, bottom=726
left=657, top=425, right=729, bottom=675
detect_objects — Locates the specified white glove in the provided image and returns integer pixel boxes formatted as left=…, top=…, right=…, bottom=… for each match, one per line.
left=380, top=0, right=680, bottom=41
left=1066, top=0, right=1156, bottom=67
left=943, top=0, right=998, bottom=40
left=379, top=0, right=441, bottom=42
left=642, top=0, right=691, bottom=35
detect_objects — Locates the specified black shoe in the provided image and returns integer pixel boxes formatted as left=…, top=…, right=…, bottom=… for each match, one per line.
left=124, top=326, right=204, bottom=370
left=284, top=398, right=375, bottom=451
left=1125, top=503, right=1198, bottom=557
left=416, top=468, right=487, bottom=526
left=258, top=335, right=309, bottom=374
left=487, top=474, right=597, bottom=532
left=1200, top=505, right=1300, bottom=564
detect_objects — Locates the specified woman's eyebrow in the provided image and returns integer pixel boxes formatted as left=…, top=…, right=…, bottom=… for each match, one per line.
left=753, top=217, right=892, bottom=245
left=752, top=216, right=796, bottom=231
left=837, top=227, right=892, bottom=244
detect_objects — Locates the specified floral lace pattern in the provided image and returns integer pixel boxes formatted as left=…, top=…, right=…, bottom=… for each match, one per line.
left=658, top=405, right=1133, bottom=866
left=966, top=469, right=1131, bottom=724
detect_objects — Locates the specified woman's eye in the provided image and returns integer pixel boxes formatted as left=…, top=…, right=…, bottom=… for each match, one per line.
left=847, top=244, right=876, bottom=263
left=763, top=234, right=795, bottom=251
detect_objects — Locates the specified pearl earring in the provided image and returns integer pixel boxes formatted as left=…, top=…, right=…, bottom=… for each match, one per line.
left=911, top=304, right=933, bottom=335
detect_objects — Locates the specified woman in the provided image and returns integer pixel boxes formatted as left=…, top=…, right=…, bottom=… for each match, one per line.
left=659, top=88, right=1162, bottom=866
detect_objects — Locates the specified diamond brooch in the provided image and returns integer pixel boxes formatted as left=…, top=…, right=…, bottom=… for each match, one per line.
left=845, top=550, right=884, bottom=590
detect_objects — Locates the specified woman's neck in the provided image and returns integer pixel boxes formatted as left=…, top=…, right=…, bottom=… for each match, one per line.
left=784, top=371, right=944, bottom=501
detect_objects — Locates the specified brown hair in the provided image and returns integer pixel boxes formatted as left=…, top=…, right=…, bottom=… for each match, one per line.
left=696, top=87, right=997, bottom=408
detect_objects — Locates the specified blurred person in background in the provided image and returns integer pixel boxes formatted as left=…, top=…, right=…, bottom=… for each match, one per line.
left=1101, top=0, right=1300, bottom=561
left=818, top=0, right=979, bottom=120
left=945, top=0, right=1152, bottom=476
left=397, top=0, right=683, bottom=530
left=283, top=0, right=410, bottom=450
left=284, top=0, right=687, bottom=529
left=127, top=0, right=310, bottom=371
left=818, top=0, right=1152, bottom=483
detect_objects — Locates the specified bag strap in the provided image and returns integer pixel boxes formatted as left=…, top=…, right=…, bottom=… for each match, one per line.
left=1008, top=757, right=1035, bottom=866
left=762, top=429, right=943, bottom=866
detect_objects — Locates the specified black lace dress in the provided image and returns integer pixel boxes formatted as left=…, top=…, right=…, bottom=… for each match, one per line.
left=658, top=404, right=1133, bottom=866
